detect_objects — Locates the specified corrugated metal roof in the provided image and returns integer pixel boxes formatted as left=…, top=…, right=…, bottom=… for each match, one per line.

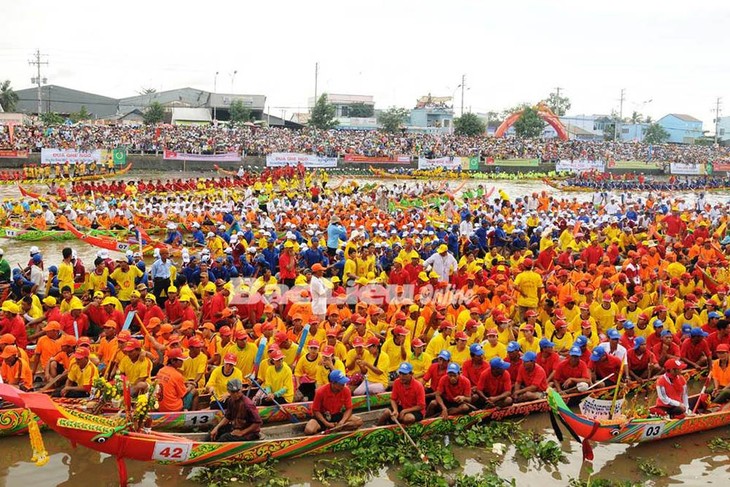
left=13, top=85, right=119, bottom=117
left=171, top=107, right=212, bottom=123
left=666, top=113, right=702, bottom=123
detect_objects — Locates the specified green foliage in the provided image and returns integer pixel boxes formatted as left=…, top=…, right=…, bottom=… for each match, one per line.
left=378, top=107, right=410, bottom=133
left=454, top=473, right=516, bottom=487
left=545, top=90, right=571, bottom=116
left=454, top=112, right=486, bottom=136
left=143, top=101, right=165, bottom=125
left=514, top=106, right=547, bottom=138
left=707, top=436, right=730, bottom=452
left=347, top=103, right=374, bottom=118
left=0, top=80, right=19, bottom=112
left=191, top=461, right=289, bottom=487
left=513, top=430, right=566, bottom=465
left=69, top=105, right=91, bottom=123
left=39, top=112, right=64, bottom=125
left=636, top=458, right=666, bottom=477
left=643, top=123, right=670, bottom=144
left=568, top=478, right=643, bottom=487
left=453, top=420, right=519, bottom=447
left=309, top=94, right=338, bottom=130
left=229, top=99, right=252, bottom=124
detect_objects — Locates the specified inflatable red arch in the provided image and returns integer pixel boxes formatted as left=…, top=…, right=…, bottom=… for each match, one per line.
left=494, top=102, right=568, bottom=140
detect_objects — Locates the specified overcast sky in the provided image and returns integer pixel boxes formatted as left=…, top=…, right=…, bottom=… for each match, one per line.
left=1, top=0, right=728, bottom=131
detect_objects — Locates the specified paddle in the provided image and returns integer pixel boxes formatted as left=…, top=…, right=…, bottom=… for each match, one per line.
left=248, top=337, right=268, bottom=398
left=292, top=324, right=310, bottom=368
left=561, top=374, right=616, bottom=395
left=248, top=376, right=299, bottom=423
left=692, top=374, right=712, bottom=414
left=393, top=416, right=428, bottom=464
left=121, top=311, right=136, bottom=332
left=364, top=374, right=371, bottom=412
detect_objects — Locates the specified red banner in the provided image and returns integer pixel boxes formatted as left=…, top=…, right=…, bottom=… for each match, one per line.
left=713, top=161, right=730, bottom=172
left=343, top=154, right=411, bottom=164
left=0, top=149, right=29, bottom=159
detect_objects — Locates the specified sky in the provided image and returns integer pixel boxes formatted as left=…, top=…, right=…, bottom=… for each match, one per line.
left=1, top=0, right=728, bottom=131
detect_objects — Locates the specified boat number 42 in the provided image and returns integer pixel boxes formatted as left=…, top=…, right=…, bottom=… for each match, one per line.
left=641, top=424, right=665, bottom=440
left=153, top=442, right=192, bottom=461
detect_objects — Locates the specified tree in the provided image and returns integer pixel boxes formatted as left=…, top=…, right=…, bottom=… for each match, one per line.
left=544, top=90, right=571, bottom=116
left=143, top=101, right=165, bottom=125
left=630, top=111, right=643, bottom=124
left=514, top=106, right=546, bottom=138
left=454, top=112, right=486, bottom=136
left=347, top=103, right=374, bottom=118
left=0, top=80, right=19, bottom=112
left=309, top=94, right=338, bottom=130
left=69, top=105, right=91, bottom=123
left=40, top=112, right=64, bottom=125
left=643, top=123, right=670, bottom=144
left=229, top=99, right=252, bottom=124
left=138, top=87, right=157, bottom=95
left=377, top=107, right=410, bottom=133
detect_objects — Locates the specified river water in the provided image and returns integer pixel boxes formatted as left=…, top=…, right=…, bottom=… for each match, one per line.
left=1, top=172, right=729, bottom=486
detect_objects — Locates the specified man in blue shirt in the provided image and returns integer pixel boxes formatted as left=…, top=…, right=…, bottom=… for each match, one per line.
left=301, top=238, right=329, bottom=269
left=150, top=248, right=173, bottom=305
left=326, top=216, right=347, bottom=257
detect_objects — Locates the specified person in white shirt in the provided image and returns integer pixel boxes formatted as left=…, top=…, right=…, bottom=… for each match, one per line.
left=596, top=328, right=627, bottom=360
left=310, top=263, right=328, bottom=320
left=424, top=244, right=458, bottom=283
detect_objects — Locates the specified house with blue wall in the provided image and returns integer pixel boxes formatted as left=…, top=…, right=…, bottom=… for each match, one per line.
left=657, top=114, right=703, bottom=144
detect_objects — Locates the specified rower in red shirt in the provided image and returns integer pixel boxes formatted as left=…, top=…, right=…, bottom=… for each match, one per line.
left=422, top=350, right=450, bottom=393
left=474, top=357, right=513, bottom=408
left=461, top=343, right=488, bottom=388
left=536, top=338, right=560, bottom=380
left=551, top=346, right=591, bottom=393
left=513, top=351, right=548, bottom=403
left=680, top=328, right=711, bottom=369
left=378, top=362, right=426, bottom=425
left=618, top=320, right=638, bottom=351
left=588, top=346, right=622, bottom=386
left=304, top=370, right=363, bottom=435
left=426, top=363, right=472, bottom=418
left=504, top=341, right=523, bottom=382
left=626, top=336, right=660, bottom=382
left=654, top=359, right=693, bottom=418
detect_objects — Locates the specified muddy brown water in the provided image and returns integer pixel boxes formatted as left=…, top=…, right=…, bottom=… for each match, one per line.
left=1, top=174, right=729, bottom=485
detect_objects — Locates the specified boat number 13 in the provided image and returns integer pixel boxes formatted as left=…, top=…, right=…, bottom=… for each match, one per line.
left=641, top=424, right=664, bottom=439
left=153, top=442, right=192, bottom=461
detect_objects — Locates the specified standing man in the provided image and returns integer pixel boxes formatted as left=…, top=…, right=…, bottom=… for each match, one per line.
left=424, top=244, right=458, bottom=283
left=150, top=248, right=173, bottom=306
left=310, top=263, right=328, bottom=321
left=58, top=247, right=75, bottom=293
left=208, top=378, right=262, bottom=441
left=513, top=258, right=543, bottom=322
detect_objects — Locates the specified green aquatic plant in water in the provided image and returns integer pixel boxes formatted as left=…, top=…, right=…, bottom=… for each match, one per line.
left=636, top=458, right=667, bottom=477
left=707, top=436, right=730, bottom=452
left=190, top=461, right=289, bottom=487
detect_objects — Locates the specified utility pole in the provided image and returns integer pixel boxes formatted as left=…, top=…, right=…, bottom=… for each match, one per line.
left=313, top=62, right=319, bottom=110
left=28, top=49, right=48, bottom=116
left=213, top=71, right=219, bottom=121
left=460, top=74, right=466, bottom=116
left=713, top=97, right=722, bottom=144
left=614, top=88, right=625, bottom=141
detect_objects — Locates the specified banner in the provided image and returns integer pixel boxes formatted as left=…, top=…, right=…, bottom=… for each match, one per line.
left=41, top=148, right=101, bottom=165
left=712, top=161, right=730, bottom=172
left=579, top=396, right=624, bottom=420
left=163, top=150, right=241, bottom=162
left=469, top=157, right=479, bottom=170
left=112, top=148, right=127, bottom=166
left=343, top=154, right=411, bottom=164
left=0, top=149, right=29, bottom=159
left=418, top=156, right=462, bottom=170
left=670, top=162, right=703, bottom=175
left=266, top=153, right=337, bottom=168
left=556, top=159, right=606, bottom=173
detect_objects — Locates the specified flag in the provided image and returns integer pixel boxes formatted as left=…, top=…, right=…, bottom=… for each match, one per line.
left=112, top=148, right=127, bottom=166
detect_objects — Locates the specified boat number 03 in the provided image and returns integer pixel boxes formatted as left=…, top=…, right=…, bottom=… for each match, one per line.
left=152, top=442, right=192, bottom=461
left=184, top=413, right=211, bottom=427
left=641, top=423, right=665, bottom=440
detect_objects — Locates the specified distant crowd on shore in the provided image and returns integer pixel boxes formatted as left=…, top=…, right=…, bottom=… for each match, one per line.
left=2, top=123, right=729, bottom=164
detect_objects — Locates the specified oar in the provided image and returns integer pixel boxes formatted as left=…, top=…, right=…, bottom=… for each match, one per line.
left=248, top=376, right=299, bottom=423
left=561, top=373, right=615, bottom=395
left=393, top=416, right=428, bottom=464
left=292, top=324, right=310, bottom=368
left=692, top=374, right=712, bottom=414
left=248, top=337, right=268, bottom=398
left=364, top=374, right=371, bottom=411
left=210, top=391, right=227, bottom=415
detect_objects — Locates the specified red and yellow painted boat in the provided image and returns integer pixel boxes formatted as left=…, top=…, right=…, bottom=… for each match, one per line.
left=548, top=387, right=730, bottom=447
left=0, top=391, right=393, bottom=438
left=62, top=222, right=175, bottom=257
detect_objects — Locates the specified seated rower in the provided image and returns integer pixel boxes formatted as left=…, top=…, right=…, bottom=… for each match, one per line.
left=473, top=357, right=513, bottom=408
left=61, top=347, right=98, bottom=398
left=512, top=351, right=548, bottom=403
left=626, top=336, right=660, bottom=382
left=425, top=363, right=472, bottom=418
left=304, top=370, right=363, bottom=435
left=208, top=379, right=262, bottom=441
left=710, top=344, right=730, bottom=408
left=654, top=358, right=703, bottom=418
left=377, top=362, right=426, bottom=426
left=205, top=353, right=244, bottom=401
left=261, top=349, right=294, bottom=405
left=117, top=339, right=152, bottom=397
left=157, top=348, right=197, bottom=411
left=551, top=346, right=591, bottom=393
left=0, top=346, right=33, bottom=391
left=588, top=347, right=621, bottom=386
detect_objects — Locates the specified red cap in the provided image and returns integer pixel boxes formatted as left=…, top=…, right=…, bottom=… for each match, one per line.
left=235, top=330, right=249, bottom=341
left=525, top=309, right=538, bottom=318
left=188, top=337, right=204, bottom=348
left=352, top=337, right=365, bottom=347
left=664, top=358, right=687, bottom=371
left=521, top=324, right=535, bottom=332
left=73, top=347, right=90, bottom=360
left=581, top=320, right=592, bottom=329
left=411, top=338, right=425, bottom=347
left=579, top=303, right=590, bottom=310
left=486, top=328, right=498, bottom=336
left=602, top=292, right=611, bottom=301
left=716, top=344, right=729, bottom=353
left=307, top=339, right=320, bottom=348
left=366, top=336, right=380, bottom=347
left=275, top=332, right=289, bottom=344
left=270, top=349, right=284, bottom=361
left=223, top=353, right=237, bottom=364
left=123, top=339, right=142, bottom=352
left=395, top=311, right=407, bottom=321
left=167, top=348, right=187, bottom=361
left=465, top=319, right=478, bottom=329
left=321, top=345, right=335, bottom=357
left=455, top=331, right=468, bottom=340
left=523, top=258, right=533, bottom=268
left=393, top=326, right=408, bottom=336
left=219, top=326, right=232, bottom=336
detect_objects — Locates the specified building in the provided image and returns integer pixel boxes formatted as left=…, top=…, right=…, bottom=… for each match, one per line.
left=618, top=123, right=650, bottom=142
left=657, top=114, right=703, bottom=144
left=12, top=85, right=267, bottom=123
left=13, top=85, right=119, bottom=119
left=307, top=93, right=377, bottom=129
left=170, top=107, right=212, bottom=126
left=408, top=94, right=454, bottom=133
left=716, top=116, right=730, bottom=144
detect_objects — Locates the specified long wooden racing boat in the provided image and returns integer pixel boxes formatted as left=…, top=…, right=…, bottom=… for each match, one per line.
left=542, top=177, right=730, bottom=194
left=0, top=391, right=393, bottom=438
left=12, top=163, right=134, bottom=189
left=62, top=221, right=177, bottom=257
left=1, top=385, right=586, bottom=486
left=548, top=388, right=730, bottom=447
left=0, top=226, right=127, bottom=241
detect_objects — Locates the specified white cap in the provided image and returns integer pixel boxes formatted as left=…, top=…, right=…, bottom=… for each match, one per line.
left=207, top=232, right=215, bottom=238
left=0, top=248, right=4, bottom=255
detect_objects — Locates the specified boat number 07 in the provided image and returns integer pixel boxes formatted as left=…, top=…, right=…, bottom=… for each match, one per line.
left=641, top=424, right=665, bottom=440
left=153, top=442, right=192, bottom=461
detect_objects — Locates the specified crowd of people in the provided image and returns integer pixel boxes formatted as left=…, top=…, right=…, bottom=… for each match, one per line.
left=1, top=175, right=730, bottom=441
left=2, top=123, right=730, bottom=164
